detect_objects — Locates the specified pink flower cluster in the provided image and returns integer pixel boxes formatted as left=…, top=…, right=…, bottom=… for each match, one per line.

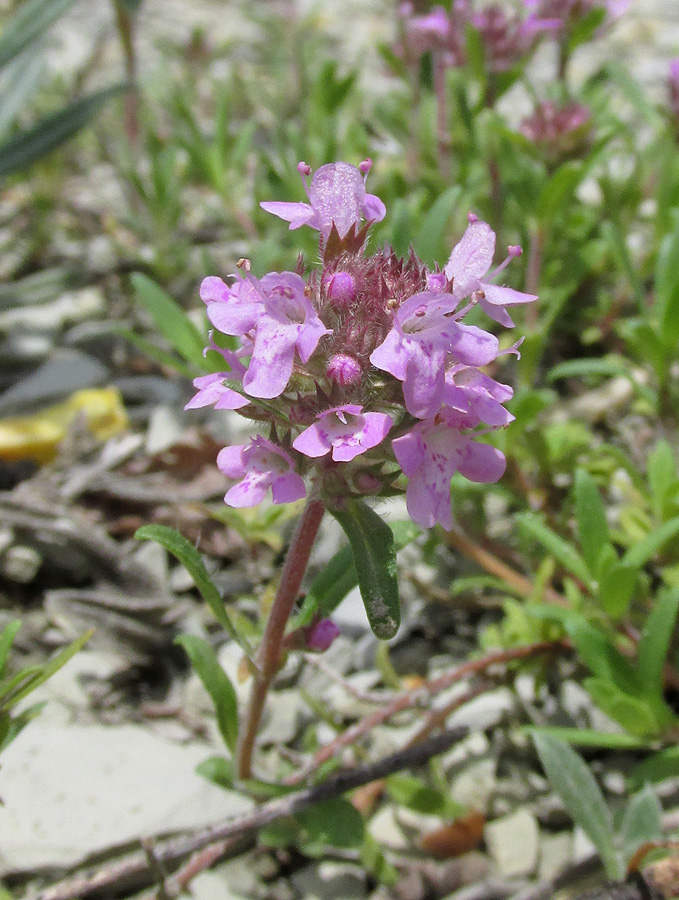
left=520, top=100, right=592, bottom=165
left=397, top=0, right=628, bottom=73
left=397, top=1, right=560, bottom=73
left=189, top=161, right=536, bottom=530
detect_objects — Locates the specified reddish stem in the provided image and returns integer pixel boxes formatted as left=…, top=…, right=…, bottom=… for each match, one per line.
left=236, top=499, right=325, bottom=779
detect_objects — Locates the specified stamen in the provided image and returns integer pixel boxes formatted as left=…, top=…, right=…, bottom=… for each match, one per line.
left=467, top=212, right=478, bottom=224
left=236, top=257, right=251, bottom=272
left=487, top=245, right=523, bottom=281
left=359, top=158, right=373, bottom=178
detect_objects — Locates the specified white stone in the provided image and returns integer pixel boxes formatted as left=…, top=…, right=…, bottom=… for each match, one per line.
left=0, top=723, right=251, bottom=872
left=485, top=809, right=540, bottom=878
left=451, top=758, right=497, bottom=814
left=538, top=832, right=573, bottom=881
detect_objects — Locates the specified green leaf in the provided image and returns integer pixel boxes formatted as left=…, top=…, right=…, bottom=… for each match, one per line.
left=622, top=517, right=679, bottom=568
left=195, top=754, right=234, bottom=789
left=135, top=524, right=253, bottom=657
left=0, top=46, right=45, bottom=140
left=647, top=441, right=678, bottom=522
left=655, top=219, right=679, bottom=348
left=175, top=635, right=238, bottom=754
left=0, top=620, right=21, bottom=678
left=566, top=6, right=606, bottom=52
left=386, top=774, right=462, bottom=818
left=597, top=559, right=636, bottom=620
left=0, top=0, right=75, bottom=69
left=525, top=727, right=647, bottom=750
left=637, top=588, right=679, bottom=697
left=517, top=513, right=592, bottom=587
left=574, top=469, right=610, bottom=575
left=330, top=501, right=400, bottom=640
left=414, top=186, right=462, bottom=266
left=296, top=797, right=364, bottom=849
left=630, top=747, right=679, bottom=788
left=584, top=679, right=660, bottom=738
left=303, top=519, right=419, bottom=621
left=114, top=327, right=196, bottom=379
left=130, top=274, right=207, bottom=370
left=0, top=85, right=128, bottom=178
left=619, top=785, right=662, bottom=865
left=0, top=629, right=92, bottom=710
left=533, top=734, right=622, bottom=879
left=537, top=161, right=583, bottom=223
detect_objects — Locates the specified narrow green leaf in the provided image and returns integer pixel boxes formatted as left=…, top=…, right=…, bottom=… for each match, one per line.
left=0, top=620, right=21, bottom=678
left=0, top=46, right=45, bottom=140
left=538, top=161, right=583, bottom=223
left=630, top=747, right=679, bottom=788
left=647, top=441, right=677, bottom=522
left=619, top=786, right=662, bottom=865
left=130, top=274, right=207, bottom=370
left=655, top=219, right=679, bottom=347
left=414, top=186, right=462, bottom=266
left=175, top=635, right=238, bottom=753
left=0, top=0, right=75, bottom=69
left=597, top=561, right=636, bottom=619
left=296, top=797, right=365, bottom=849
left=114, top=326, right=196, bottom=379
left=0, top=629, right=92, bottom=709
left=525, top=727, right=647, bottom=750
left=574, top=469, right=610, bottom=575
left=195, top=754, right=234, bottom=789
left=637, top=588, right=679, bottom=696
left=584, top=679, right=660, bottom=738
left=135, top=525, right=253, bottom=658
left=517, top=513, right=592, bottom=586
left=533, top=734, right=622, bottom=879
left=330, top=501, right=400, bottom=640
left=0, top=85, right=128, bottom=178
left=622, top=517, right=679, bottom=568
left=303, top=520, right=419, bottom=621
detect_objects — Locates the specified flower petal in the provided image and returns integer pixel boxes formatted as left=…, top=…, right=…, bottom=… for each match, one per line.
left=444, top=220, right=496, bottom=298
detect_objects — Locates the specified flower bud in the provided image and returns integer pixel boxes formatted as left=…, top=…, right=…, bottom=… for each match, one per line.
left=323, top=271, right=357, bottom=308
left=305, top=618, right=341, bottom=652
left=353, top=471, right=383, bottom=495
left=327, top=353, right=362, bottom=386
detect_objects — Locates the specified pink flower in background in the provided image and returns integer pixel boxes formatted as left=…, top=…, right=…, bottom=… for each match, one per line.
left=520, top=101, right=592, bottom=164
left=260, top=161, right=386, bottom=240
left=392, top=412, right=507, bottom=529
left=217, top=437, right=306, bottom=507
left=293, top=405, right=393, bottom=462
left=445, top=217, right=537, bottom=327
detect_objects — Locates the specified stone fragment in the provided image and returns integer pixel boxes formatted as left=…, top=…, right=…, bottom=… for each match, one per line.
left=484, top=809, right=540, bottom=878
left=0, top=545, right=42, bottom=583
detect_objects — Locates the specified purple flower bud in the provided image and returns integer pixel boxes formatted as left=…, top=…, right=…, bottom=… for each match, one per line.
left=353, top=471, right=383, bottom=495
left=323, top=271, right=357, bottom=307
left=327, top=352, right=363, bottom=386
left=305, top=618, right=341, bottom=652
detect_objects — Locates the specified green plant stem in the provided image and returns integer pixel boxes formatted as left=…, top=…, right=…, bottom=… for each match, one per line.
left=236, top=499, right=325, bottom=779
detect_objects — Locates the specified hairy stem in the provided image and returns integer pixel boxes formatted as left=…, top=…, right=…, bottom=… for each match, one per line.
left=236, top=499, right=325, bottom=779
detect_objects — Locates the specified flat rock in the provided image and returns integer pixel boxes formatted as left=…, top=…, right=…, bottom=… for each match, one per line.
left=0, top=723, right=252, bottom=873
left=538, top=831, right=573, bottom=881
left=484, top=809, right=540, bottom=878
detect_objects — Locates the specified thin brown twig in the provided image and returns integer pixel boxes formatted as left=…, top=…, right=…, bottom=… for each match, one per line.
left=285, top=640, right=567, bottom=785
left=36, top=728, right=468, bottom=900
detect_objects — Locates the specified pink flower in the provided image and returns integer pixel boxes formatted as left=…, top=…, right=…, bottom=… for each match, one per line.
left=260, top=161, right=386, bottom=240
left=444, top=219, right=537, bottom=327
left=293, top=404, right=393, bottom=462
left=185, top=373, right=249, bottom=411
left=392, top=411, right=506, bottom=529
left=370, top=291, right=499, bottom=419
left=444, top=366, right=514, bottom=427
left=208, top=272, right=331, bottom=400
left=217, top=436, right=306, bottom=507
